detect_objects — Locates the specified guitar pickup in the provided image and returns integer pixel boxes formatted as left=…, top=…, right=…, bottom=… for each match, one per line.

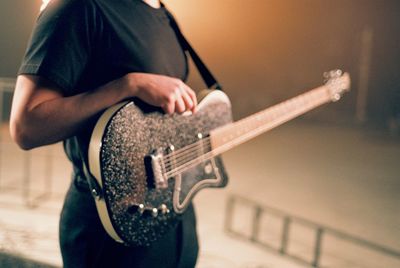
left=144, top=149, right=168, bottom=189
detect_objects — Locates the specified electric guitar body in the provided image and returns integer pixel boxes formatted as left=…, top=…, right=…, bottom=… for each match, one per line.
left=88, top=90, right=232, bottom=246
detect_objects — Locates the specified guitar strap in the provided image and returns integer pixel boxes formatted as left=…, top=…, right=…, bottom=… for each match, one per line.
left=163, top=4, right=223, bottom=91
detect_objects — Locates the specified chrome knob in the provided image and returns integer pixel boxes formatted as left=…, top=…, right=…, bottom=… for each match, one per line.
left=159, top=204, right=169, bottom=214
left=152, top=208, right=158, bottom=217
left=138, top=204, right=145, bottom=214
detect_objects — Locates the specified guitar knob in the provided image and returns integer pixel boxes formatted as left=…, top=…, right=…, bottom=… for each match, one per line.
left=159, top=204, right=169, bottom=214
left=151, top=208, right=158, bottom=217
left=138, top=204, right=145, bottom=214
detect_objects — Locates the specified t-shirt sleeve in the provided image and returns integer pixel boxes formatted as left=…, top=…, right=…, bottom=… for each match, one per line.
left=18, top=0, right=99, bottom=95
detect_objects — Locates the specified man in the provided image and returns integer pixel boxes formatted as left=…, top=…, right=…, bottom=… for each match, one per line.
left=10, top=0, right=199, bottom=267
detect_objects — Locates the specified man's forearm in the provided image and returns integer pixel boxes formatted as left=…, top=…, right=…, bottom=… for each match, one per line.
left=10, top=75, right=130, bottom=150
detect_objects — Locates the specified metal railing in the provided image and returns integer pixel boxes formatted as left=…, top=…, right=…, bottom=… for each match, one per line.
left=225, top=194, right=400, bottom=268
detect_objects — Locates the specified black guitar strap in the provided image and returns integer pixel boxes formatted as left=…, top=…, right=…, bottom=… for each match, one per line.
left=163, top=5, right=223, bottom=91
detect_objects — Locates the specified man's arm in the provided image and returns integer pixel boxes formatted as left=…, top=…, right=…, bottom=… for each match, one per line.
left=10, top=73, right=197, bottom=150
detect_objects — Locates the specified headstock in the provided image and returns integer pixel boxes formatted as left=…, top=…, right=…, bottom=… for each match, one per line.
left=324, top=70, right=351, bottom=102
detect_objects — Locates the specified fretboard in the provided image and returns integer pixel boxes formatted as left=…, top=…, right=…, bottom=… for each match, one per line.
left=209, top=85, right=333, bottom=154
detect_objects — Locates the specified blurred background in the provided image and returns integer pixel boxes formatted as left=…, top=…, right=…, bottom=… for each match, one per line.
left=0, top=0, right=399, bottom=267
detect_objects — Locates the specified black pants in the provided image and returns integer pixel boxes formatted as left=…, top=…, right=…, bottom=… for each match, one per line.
left=59, top=180, right=199, bottom=268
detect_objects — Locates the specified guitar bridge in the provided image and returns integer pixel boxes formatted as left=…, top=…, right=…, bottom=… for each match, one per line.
left=145, top=149, right=168, bottom=189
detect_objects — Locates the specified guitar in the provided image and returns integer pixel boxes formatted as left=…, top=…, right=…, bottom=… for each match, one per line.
left=87, top=70, right=350, bottom=246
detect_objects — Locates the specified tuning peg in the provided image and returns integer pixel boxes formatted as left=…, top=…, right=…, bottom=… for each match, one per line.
left=332, top=69, right=342, bottom=77
left=324, top=69, right=343, bottom=81
left=331, top=93, right=341, bottom=102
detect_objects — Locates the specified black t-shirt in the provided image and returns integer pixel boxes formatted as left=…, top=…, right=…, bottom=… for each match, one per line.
left=19, top=0, right=188, bottom=171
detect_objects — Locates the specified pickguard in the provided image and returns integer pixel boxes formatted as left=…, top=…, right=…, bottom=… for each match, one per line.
left=173, top=157, right=226, bottom=213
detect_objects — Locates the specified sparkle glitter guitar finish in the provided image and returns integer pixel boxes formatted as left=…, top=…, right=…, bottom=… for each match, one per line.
left=88, top=71, right=350, bottom=246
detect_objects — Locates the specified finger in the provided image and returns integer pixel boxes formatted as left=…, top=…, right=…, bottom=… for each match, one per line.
left=162, top=95, right=175, bottom=114
left=179, top=87, right=194, bottom=111
left=185, top=87, right=198, bottom=112
left=175, top=90, right=186, bottom=114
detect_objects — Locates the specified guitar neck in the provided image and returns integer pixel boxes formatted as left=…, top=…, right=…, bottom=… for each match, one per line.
left=209, top=85, right=333, bottom=155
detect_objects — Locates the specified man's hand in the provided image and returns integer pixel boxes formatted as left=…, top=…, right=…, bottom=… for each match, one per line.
left=117, top=73, right=197, bottom=114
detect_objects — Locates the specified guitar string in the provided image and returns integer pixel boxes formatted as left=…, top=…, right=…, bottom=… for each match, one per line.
left=163, top=98, right=307, bottom=168
left=163, top=133, right=245, bottom=177
left=161, top=133, right=210, bottom=157
left=162, top=138, right=211, bottom=164
left=161, top=103, right=280, bottom=165
left=162, top=86, right=332, bottom=175
left=163, top=93, right=331, bottom=177
left=163, top=104, right=304, bottom=170
left=162, top=88, right=320, bottom=164
left=163, top=147, right=212, bottom=172
left=163, top=147, right=209, bottom=168
left=163, top=139, right=211, bottom=167
left=164, top=111, right=307, bottom=177
left=164, top=77, right=343, bottom=168
left=162, top=101, right=295, bottom=168
left=164, top=117, right=283, bottom=176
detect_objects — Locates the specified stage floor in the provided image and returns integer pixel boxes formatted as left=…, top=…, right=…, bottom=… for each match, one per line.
left=0, top=122, right=399, bottom=267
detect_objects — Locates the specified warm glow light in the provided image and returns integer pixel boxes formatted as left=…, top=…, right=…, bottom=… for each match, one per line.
left=40, top=0, right=51, bottom=11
